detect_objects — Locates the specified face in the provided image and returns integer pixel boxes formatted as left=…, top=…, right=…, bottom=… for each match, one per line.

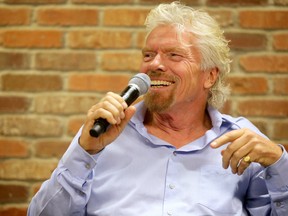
left=140, top=25, right=214, bottom=113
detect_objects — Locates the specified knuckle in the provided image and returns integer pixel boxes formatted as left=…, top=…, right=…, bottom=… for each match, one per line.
left=225, top=144, right=233, bottom=153
left=233, top=151, right=241, bottom=160
left=243, top=128, right=254, bottom=138
left=102, top=101, right=110, bottom=108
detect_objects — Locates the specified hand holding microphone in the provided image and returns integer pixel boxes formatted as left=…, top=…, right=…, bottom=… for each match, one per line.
left=90, top=73, right=151, bottom=137
left=79, top=73, right=150, bottom=154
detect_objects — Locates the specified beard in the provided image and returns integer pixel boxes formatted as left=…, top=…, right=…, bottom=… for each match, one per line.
left=143, top=71, right=178, bottom=112
left=144, top=88, right=176, bottom=113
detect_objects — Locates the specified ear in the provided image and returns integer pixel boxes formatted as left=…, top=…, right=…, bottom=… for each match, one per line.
left=204, top=68, right=219, bottom=89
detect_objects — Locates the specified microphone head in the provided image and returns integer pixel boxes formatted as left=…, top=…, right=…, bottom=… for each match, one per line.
left=128, top=73, right=151, bottom=95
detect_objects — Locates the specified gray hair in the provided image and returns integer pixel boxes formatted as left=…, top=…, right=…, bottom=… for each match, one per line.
left=144, top=1, right=231, bottom=109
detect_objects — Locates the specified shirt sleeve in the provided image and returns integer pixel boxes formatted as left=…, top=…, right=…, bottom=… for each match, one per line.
left=246, top=145, right=288, bottom=216
left=262, top=146, right=288, bottom=216
left=27, top=128, right=100, bottom=216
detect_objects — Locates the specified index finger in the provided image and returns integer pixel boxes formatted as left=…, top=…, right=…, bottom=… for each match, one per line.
left=210, top=129, right=245, bottom=148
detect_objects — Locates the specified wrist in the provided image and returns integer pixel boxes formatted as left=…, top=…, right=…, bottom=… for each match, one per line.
left=78, top=136, right=104, bottom=155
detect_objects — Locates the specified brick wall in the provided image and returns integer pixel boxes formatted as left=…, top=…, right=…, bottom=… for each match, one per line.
left=0, top=0, right=287, bottom=214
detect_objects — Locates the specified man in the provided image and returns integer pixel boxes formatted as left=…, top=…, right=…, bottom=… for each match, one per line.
left=28, top=2, right=288, bottom=215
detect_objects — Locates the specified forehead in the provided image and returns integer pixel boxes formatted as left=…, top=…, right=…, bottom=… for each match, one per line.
left=145, top=25, right=194, bottom=48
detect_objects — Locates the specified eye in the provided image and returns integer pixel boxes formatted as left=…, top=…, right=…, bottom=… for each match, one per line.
left=167, top=52, right=182, bottom=61
left=170, top=53, right=178, bottom=57
left=142, top=52, right=155, bottom=62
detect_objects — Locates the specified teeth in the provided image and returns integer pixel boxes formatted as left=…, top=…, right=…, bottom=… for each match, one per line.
left=151, top=80, right=173, bottom=87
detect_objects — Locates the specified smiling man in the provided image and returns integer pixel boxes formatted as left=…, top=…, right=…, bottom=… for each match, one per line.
left=28, top=2, right=288, bottom=216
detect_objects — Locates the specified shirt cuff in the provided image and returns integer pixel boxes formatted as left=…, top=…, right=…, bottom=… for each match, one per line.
left=262, top=145, right=288, bottom=193
left=60, top=127, right=99, bottom=180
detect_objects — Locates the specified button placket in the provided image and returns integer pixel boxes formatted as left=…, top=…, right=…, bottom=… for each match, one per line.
left=167, top=210, right=173, bottom=216
left=163, top=152, right=179, bottom=216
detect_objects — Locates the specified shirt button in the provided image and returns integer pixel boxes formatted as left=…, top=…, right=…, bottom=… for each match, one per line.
left=169, top=184, right=175, bottom=189
left=167, top=211, right=172, bottom=216
left=173, top=151, right=177, bottom=156
left=266, top=174, right=272, bottom=180
left=85, top=163, right=91, bottom=169
left=276, top=202, right=282, bottom=207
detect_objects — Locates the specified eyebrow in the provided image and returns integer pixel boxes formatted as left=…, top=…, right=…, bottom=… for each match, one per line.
left=142, top=48, right=152, bottom=54
left=142, top=47, right=188, bottom=54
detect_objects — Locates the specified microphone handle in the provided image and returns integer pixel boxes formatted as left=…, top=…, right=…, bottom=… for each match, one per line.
left=89, top=86, right=140, bottom=138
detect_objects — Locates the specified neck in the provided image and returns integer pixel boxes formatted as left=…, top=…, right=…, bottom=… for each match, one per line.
left=144, top=103, right=212, bottom=148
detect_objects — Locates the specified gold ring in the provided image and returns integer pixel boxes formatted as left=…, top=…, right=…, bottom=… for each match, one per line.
left=243, top=155, right=251, bottom=163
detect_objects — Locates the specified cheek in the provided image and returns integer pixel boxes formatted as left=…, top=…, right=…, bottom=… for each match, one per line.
left=179, top=64, right=205, bottom=93
left=181, top=63, right=199, bottom=84
left=139, top=62, right=148, bottom=73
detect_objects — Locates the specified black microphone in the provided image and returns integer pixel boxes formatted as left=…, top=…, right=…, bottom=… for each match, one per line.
left=89, top=73, right=151, bottom=138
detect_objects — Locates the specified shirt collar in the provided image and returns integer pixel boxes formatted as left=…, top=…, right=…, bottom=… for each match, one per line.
left=131, top=101, right=235, bottom=130
left=129, top=101, right=239, bottom=151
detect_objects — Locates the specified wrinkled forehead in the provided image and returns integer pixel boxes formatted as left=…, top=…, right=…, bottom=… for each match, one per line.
left=145, top=24, right=196, bottom=47
left=142, top=24, right=202, bottom=64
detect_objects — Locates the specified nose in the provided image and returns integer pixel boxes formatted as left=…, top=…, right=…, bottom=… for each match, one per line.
left=149, top=53, right=166, bottom=72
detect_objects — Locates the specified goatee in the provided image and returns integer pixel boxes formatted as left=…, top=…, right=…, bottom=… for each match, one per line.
left=144, top=89, right=175, bottom=113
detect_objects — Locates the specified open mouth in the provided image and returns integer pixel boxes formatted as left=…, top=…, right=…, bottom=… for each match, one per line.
left=151, top=80, right=174, bottom=88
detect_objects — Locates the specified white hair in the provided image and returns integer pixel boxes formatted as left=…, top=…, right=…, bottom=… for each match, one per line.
left=144, top=1, right=231, bottom=109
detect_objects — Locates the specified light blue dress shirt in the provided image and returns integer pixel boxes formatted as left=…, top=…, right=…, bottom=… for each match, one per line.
left=28, top=102, right=288, bottom=216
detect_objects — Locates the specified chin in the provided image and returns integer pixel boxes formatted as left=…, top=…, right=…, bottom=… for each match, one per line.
left=144, top=93, right=174, bottom=113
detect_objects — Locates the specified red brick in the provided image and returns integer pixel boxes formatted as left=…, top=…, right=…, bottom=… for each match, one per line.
left=37, top=8, right=99, bottom=26
left=237, top=99, right=288, bottom=117
left=240, top=55, right=288, bottom=73
left=0, top=139, right=29, bottom=158
left=72, top=0, right=132, bottom=3
left=136, top=31, right=146, bottom=48
left=103, top=8, right=149, bottom=27
left=0, top=30, right=3, bottom=45
left=273, top=77, right=288, bottom=95
left=273, top=122, right=288, bottom=139
left=67, top=117, right=85, bottom=136
left=5, top=0, right=65, bottom=4
left=274, top=0, right=288, bottom=5
left=0, top=52, right=30, bottom=69
left=101, top=51, right=142, bottom=71
left=35, top=52, right=96, bottom=71
left=34, top=140, right=70, bottom=158
left=31, top=182, right=42, bottom=196
left=207, top=0, right=267, bottom=5
left=0, top=159, right=57, bottom=180
left=34, top=95, right=98, bottom=114
left=0, top=96, right=31, bottom=112
left=273, top=33, right=288, bottom=51
left=228, top=76, right=268, bottom=94
left=219, top=99, right=232, bottom=115
left=0, top=184, right=28, bottom=203
left=0, top=206, right=27, bottom=216
left=3, top=30, right=63, bottom=48
left=250, top=120, right=268, bottom=135
left=225, top=32, right=267, bottom=50
left=68, top=30, right=132, bottom=49
left=0, top=116, right=62, bottom=137
left=139, top=0, right=199, bottom=4
left=207, top=10, right=233, bottom=27
left=239, top=10, right=288, bottom=29
left=2, top=74, right=62, bottom=91
left=68, top=73, right=130, bottom=92
left=0, top=8, right=31, bottom=25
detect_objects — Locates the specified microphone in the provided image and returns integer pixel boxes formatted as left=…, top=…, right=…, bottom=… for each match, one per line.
left=89, top=73, right=151, bottom=138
